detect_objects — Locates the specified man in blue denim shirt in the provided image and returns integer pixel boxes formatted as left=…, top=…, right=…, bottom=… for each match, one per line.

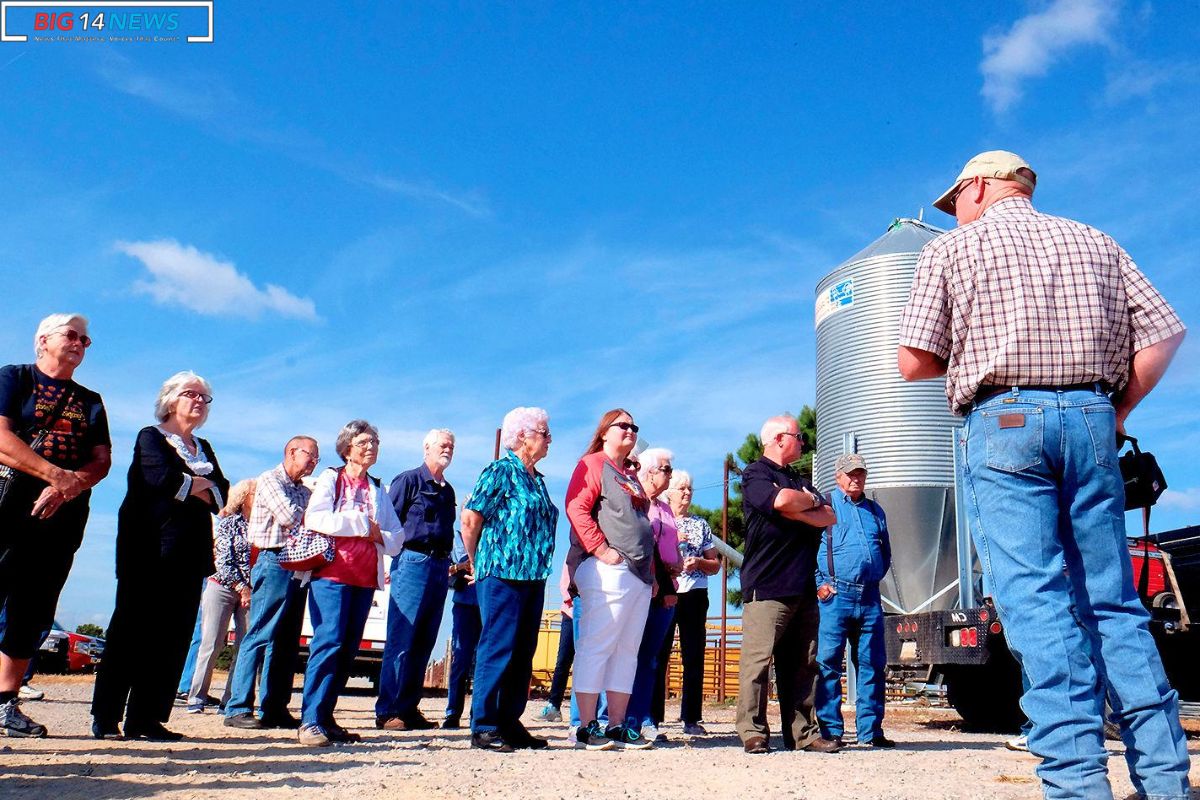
left=898, top=151, right=1189, bottom=800
left=814, top=454, right=893, bottom=748
left=375, top=428, right=457, bottom=730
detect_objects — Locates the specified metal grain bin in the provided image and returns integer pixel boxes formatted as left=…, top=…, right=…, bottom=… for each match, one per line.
left=814, top=218, right=961, bottom=614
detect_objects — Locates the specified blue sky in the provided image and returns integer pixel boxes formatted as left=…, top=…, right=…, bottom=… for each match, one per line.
left=2, top=0, right=1198, bottom=631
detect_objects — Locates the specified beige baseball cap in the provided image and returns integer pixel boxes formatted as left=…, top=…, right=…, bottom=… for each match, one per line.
left=835, top=453, right=868, bottom=474
left=933, top=150, right=1037, bottom=215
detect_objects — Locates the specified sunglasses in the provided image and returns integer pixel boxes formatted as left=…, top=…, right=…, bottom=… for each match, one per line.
left=179, top=389, right=213, bottom=404
left=651, top=465, right=673, bottom=475
left=53, top=329, right=92, bottom=348
left=609, top=421, right=639, bottom=433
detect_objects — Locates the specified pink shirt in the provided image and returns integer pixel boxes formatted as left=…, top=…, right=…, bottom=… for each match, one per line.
left=315, top=473, right=381, bottom=588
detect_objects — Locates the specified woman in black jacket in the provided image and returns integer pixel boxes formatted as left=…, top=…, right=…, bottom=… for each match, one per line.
left=91, top=371, right=229, bottom=741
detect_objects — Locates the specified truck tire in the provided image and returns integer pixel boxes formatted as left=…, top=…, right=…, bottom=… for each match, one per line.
left=943, top=636, right=1025, bottom=733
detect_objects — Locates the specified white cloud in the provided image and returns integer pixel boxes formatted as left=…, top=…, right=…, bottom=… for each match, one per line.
left=1159, top=487, right=1200, bottom=513
left=981, top=0, right=1117, bottom=113
left=116, top=238, right=319, bottom=321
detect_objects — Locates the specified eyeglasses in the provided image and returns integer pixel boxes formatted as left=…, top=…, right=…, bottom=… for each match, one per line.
left=651, top=465, right=673, bottom=475
left=779, top=431, right=805, bottom=443
left=179, top=389, right=213, bottom=404
left=292, top=447, right=319, bottom=462
left=351, top=438, right=379, bottom=449
left=609, top=422, right=639, bottom=433
left=53, top=329, right=92, bottom=348
left=948, top=178, right=987, bottom=210
left=532, top=428, right=552, bottom=438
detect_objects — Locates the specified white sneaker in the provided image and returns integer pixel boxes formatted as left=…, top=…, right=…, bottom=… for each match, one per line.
left=18, top=684, right=44, bottom=701
left=1005, top=734, right=1029, bottom=752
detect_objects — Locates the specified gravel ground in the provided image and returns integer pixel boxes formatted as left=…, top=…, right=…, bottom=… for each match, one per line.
left=2, top=675, right=1198, bottom=800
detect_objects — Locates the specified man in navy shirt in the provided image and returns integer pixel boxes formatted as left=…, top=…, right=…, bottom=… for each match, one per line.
left=375, top=429, right=457, bottom=730
left=814, top=454, right=894, bottom=748
left=736, top=415, right=839, bottom=755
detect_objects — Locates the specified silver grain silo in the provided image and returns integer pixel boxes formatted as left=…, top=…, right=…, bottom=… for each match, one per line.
left=814, top=218, right=961, bottom=615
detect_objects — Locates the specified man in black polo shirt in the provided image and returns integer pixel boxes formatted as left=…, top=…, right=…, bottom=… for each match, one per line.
left=736, top=415, right=839, bottom=754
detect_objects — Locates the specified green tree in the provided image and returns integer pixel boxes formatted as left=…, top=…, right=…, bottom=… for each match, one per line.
left=690, top=407, right=817, bottom=607
left=75, top=623, right=104, bottom=638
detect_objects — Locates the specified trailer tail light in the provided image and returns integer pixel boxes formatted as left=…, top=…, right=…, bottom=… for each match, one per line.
left=979, top=609, right=989, bottom=622
left=965, top=628, right=978, bottom=647
left=896, top=623, right=903, bottom=634
left=949, top=629, right=961, bottom=647
left=989, top=621, right=1002, bottom=635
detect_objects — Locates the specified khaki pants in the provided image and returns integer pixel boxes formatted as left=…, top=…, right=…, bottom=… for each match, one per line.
left=736, top=596, right=821, bottom=749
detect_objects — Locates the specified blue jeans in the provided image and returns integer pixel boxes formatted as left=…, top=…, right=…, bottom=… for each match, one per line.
left=176, top=602, right=203, bottom=695
left=300, top=579, right=373, bottom=728
left=814, top=581, right=886, bottom=742
left=472, top=577, right=544, bottom=735
left=224, top=550, right=307, bottom=719
left=547, top=611, right=575, bottom=708
left=375, top=550, right=450, bottom=719
left=445, top=600, right=481, bottom=720
left=962, top=387, right=1190, bottom=800
left=625, top=602, right=675, bottom=732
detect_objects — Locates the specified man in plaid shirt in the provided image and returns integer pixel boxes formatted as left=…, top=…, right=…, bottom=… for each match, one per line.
left=223, top=436, right=320, bottom=730
left=897, top=151, right=1189, bottom=800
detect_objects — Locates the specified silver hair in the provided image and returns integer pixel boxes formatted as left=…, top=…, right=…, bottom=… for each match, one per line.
left=154, top=370, right=213, bottom=424
left=760, top=415, right=797, bottom=444
left=335, top=419, right=380, bottom=463
left=422, top=428, right=456, bottom=449
left=500, top=407, right=549, bottom=451
left=222, top=478, right=256, bottom=516
left=34, top=313, right=89, bottom=358
left=636, top=447, right=674, bottom=484
left=667, top=469, right=693, bottom=494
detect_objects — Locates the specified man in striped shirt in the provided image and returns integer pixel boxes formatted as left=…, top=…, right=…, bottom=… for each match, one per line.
left=897, top=150, right=1189, bottom=800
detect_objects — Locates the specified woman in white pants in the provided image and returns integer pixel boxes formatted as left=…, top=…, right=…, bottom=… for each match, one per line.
left=186, top=479, right=254, bottom=713
left=564, top=408, right=656, bottom=751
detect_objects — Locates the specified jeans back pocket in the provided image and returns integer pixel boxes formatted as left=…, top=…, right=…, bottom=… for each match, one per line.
left=980, top=407, right=1044, bottom=472
left=1082, top=405, right=1117, bottom=468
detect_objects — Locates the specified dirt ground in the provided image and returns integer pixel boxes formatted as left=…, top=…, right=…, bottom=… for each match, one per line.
left=2, top=675, right=1198, bottom=800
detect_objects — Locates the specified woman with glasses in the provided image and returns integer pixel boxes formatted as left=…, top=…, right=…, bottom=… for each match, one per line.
left=297, top=420, right=403, bottom=746
left=624, top=448, right=681, bottom=742
left=564, top=408, right=656, bottom=751
left=0, top=314, right=111, bottom=739
left=460, top=407, right=558, bottom=752
left=91, top=371, right=229, bottom=741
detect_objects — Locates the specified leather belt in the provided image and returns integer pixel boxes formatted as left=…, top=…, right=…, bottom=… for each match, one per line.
left=974, top=382, right=1108, bottom=405
left=405, top=540, right=452, bottom=559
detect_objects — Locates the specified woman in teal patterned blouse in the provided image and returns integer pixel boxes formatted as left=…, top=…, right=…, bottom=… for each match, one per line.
left=461, top=406, right=558, bottom=752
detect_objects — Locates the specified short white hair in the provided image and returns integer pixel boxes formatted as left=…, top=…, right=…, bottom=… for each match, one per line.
left=154, top=370, right=213, bottom=423
left=34, top=313, right=88, bottom=358
left=667, top=469, right=693, bottom=494
left=423, top=428, right=455, bottom=449
left=637, top=447, right=674, bottom=484
left=760, top=415, right=797, bottom=443
left=500, top=407, right=548, bottom=451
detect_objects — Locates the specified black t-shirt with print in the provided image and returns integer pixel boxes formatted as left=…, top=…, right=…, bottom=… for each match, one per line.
left=0, top=364, right=110, bottom=471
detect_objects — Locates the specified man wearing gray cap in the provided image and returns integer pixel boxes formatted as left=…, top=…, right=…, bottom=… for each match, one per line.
left=813, top=454, right=892, bottom=749
left=897, top=151, right=1189, bottom=800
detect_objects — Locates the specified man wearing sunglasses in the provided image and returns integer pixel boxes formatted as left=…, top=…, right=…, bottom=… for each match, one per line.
left=898, top=151, right=1189, bottom=800
left=736, top=415, right=838, bottom=755
left=0, top=314, right=112, bottom=737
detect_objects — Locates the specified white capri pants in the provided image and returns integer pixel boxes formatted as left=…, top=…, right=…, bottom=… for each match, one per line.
left=572, top=557, right=652, bottom=694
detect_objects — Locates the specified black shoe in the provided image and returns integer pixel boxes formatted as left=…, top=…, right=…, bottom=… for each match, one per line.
left=868, top=735, right=896, bottom=748
left=470, top=730, right=514, bottom=752
left=441, top=717, right=462, bottom=730
left=224, top=713, right=265, bottom=730
left=124, top=720, right=184, bottom=741
left=260, top=711, right=301, bottom=730
left=92, top=720, right=121, bottom=740
left=575, top=720, right=615, bottom=751
left=505, top=726, right=549, bottom=750
left=401, top=713, right=437, bottom=731
left=325, top=720, right=362, bottom=743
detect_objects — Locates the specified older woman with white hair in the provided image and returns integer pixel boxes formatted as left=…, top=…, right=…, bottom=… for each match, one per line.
left=623, top=447, right=681, bottom=741
left=186, top=478, right=255, bottom=714
left=298, top=419, right=404, bottom=747
left=0, top=313, right=111, bottom=738
left=461, top=406, right=558, bottom=752
left=91, top=370, right=229, bottom=741
left=659, top=469, right=719, bottom=736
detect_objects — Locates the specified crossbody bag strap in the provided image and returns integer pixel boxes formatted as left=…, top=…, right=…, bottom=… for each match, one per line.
left=825, top=525, right=835, bottom=581
left=1137, top=505, right=1152, bottom=598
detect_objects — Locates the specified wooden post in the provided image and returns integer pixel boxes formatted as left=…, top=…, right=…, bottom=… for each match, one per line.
left=493, top=428, right=501, bottom=460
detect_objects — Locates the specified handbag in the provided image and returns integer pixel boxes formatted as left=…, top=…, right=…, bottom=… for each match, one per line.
left=1118, top=434, right=1167, bottom=511
left=0, top=368, right=75, bottom=510
left=278, top=467, right=343, bottom=571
